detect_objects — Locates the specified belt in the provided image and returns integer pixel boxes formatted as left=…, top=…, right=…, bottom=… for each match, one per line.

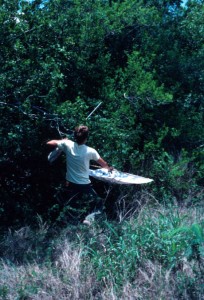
left=65, top=181, right=90, bottom=187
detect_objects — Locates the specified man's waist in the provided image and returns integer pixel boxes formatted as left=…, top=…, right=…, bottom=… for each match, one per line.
left=65, top=181, right=91, bottom=187
left=66, top=174, right=90, bottom=185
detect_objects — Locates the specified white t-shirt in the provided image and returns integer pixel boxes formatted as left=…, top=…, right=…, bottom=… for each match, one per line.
left=57, top=140, right=100, bottom=184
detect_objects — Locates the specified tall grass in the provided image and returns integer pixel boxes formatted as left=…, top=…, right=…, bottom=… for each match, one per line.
left=0, top=201, right=203, bottom=299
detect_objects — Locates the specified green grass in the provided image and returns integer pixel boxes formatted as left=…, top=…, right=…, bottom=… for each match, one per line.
left=0, top=202, right=203, bottom=300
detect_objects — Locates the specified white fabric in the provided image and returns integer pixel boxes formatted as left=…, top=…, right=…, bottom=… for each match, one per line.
left=48, top=147, right=62, bottom=163
left=57, top=140, right=100, bottom=184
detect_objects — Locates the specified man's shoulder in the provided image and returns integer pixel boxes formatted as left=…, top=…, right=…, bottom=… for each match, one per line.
left=86, top=145, right=100, bottom=159
left=58, top=139, right=74, bottom=148
left=86, top=145, right=97, bottom=152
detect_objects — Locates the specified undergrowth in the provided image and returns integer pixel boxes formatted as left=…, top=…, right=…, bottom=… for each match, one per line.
left=0, top=201, right=203, bottom=300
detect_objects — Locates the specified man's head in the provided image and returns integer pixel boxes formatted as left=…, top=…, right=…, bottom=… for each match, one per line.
left=74, top=125, right=89, bottom=144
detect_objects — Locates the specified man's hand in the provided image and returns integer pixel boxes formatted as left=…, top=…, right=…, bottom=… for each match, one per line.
left=108, top=166, right=114, bottom=173
left=97, top=157, right=113, bottom=172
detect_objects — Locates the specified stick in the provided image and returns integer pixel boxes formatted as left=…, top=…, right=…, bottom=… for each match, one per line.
left=86, top=102, right=102, bottom=119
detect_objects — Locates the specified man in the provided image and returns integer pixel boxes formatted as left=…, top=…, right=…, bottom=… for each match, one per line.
left=47, top=125, right=112, bottom=225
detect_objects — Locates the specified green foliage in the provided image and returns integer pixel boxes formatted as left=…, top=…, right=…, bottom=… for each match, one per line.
left=0, top=0, right=203, bottom=225
left=0, top=205, right=203, bottom=299
left=149, top=149, right=202, bottom=201
left=83, top=209, right=204, bottom=288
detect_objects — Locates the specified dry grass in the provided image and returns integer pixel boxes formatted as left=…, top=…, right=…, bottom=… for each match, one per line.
left=0, top=199, right=203, bottom=300
left=0, top=256, right=203, bottom=300
left=0, top=242, right=99, bottom=299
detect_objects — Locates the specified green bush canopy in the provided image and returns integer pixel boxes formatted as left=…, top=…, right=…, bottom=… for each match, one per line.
left=0, top=0, right=203, bottom=226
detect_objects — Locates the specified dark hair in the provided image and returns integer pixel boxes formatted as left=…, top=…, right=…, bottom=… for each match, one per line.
left=74, top=125, right=89, bottom=144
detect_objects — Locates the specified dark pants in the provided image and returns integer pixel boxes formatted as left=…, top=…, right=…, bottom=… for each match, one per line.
left=58, top=182, right=103, bottom=222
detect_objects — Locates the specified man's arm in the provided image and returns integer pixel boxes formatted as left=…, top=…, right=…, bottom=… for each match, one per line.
left=97, top=157, right=113, bottom=171
left=47, top=138, right=67, bottom=147
left=47, top=140, right=60, bottom=147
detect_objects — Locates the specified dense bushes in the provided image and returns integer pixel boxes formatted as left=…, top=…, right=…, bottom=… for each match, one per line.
left=0, top=1, right=203, bottom=298
left=0, top=0, right=203, bottom=226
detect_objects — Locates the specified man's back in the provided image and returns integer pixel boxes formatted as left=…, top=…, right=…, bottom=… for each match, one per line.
left=58, top=140, right=100, bottom=184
